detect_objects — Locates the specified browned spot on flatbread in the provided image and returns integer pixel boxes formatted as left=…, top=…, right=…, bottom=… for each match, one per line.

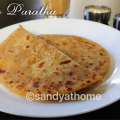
left=16, top=85, right=23, bottom=90
left=51, top=82, right=54, bottom=84
left=98, top=61, right=104, bottom=66
left=69, top=72, right=73, bottom=76
left=58, top=81, right=61, bottom=84
left=49, top=84, right=54, bottom=87
left=62, top=42, right=67, bottom=45
left=92, top=73, right=96, bottom=79
left=0, top=70, right=5, bottom=74
left=34, top=50, right=36, bottom=53
left=33, top=82, right=39, bottom=88
left=56, top=43, right=60, bottom=46
left=60, top=60, right=71, bottom=65
left=74, top=65, right=78, bottom=68
left=26, top=35, right=30, bottom=40
left=8, top=50, right=14, bottom=53
left=99, top=53, right=103, bottom=56
left=26, top=46, right=30, bottom=48
left=9, top=81, right=13, bottom=84
left=87, top=80, right=91, bottom=83
left=53, top=72, right=59, bottom=75
left=85, top=74, right=88, bottom=76
left=82, top=83, right=85, bottom=86
left=65, top=81, right=71, bottom=85
left=89, top=63, right=93, bottom=65
left=94, top=67, right=100, bottom=71
left=81, top=58, right=86, bottom=61
left=47, top=90, right=51, bottom=93
left=56, top=67, right=59, bottom=70
left=38, top=62, right=45, bottom=68
left=68, top=88, right=72, bottom=91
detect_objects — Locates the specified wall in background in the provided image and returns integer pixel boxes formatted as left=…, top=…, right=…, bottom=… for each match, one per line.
left=69, top=0, right=120, bottom=27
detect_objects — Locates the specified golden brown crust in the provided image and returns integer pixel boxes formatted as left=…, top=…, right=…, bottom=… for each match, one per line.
left=0, top=25, right=104, bottom=97
left=37, top=34, right=110, bottom=76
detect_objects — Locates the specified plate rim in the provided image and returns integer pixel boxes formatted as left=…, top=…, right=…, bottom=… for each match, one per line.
left=0, top=97, right=120, bottom=118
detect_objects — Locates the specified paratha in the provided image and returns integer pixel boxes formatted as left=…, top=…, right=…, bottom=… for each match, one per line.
left=37, top=35, right=110, bottom=76
left=0, top=25, right=104, bottom=97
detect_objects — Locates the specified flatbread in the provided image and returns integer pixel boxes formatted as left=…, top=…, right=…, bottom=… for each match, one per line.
left=37, top=35, right=110, bottom=76
left=0, top=25, right=104, bottom=97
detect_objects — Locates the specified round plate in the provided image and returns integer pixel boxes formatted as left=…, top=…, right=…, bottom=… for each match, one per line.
left=0, top=19, right=120, bottom=118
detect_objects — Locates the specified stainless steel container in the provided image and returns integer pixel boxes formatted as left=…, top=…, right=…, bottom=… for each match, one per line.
left=84, top=5, right=111, bottom=24
left=113, top=13, right=120, bottom=31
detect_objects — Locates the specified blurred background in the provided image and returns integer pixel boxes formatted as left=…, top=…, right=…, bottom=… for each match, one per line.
left=69, top=0, right=120, bottom=27
left=0, top=0, right=120, bottom=28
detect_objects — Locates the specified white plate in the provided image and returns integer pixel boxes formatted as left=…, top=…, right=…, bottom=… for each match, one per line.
left=0, top=19, right=120, bottom=118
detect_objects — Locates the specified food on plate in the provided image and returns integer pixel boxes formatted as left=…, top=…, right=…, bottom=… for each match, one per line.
left=0, top=25, right=104, bottom=97
left=37, top=34, right=110, bottom=87
left=37, top=35, right=110, bottom=76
